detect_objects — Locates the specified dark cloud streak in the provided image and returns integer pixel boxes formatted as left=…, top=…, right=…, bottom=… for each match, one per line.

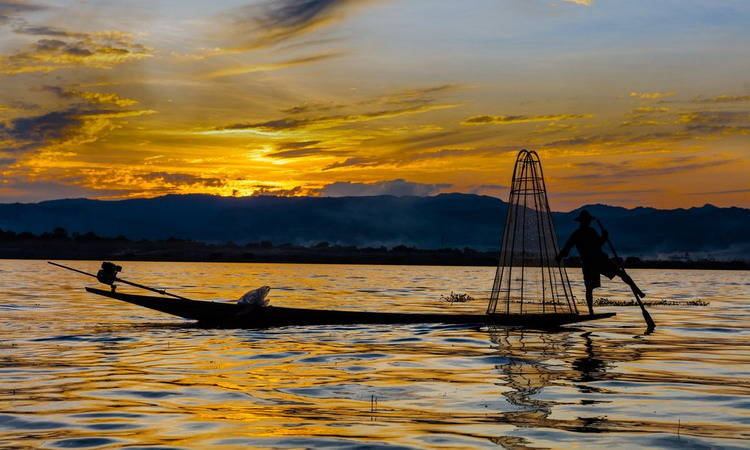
left=0, top=29, right=151, bottom=74
left=1, top=107, right=154, bottom=153
left=687, top=188, right=750, bottom=195
left=561, top=158, right=737, bottom=183
left=694, top=94, right=750, bottom=104
left=265, top=140, right=351, bottom=159
left=462, top=113, right=591, bottom=126
left=217, top=103, right=456, bottom=132
left=1, top=108, right=83, bottom=151
left=323, top=146, right=514, bottom=170
left=0, top=0, right=46, bottom=25
left=265, top=0, right=343, bottom=28
left=223, top=0, right=371, bottom=51
left=140, top=172, right=224, bottom=188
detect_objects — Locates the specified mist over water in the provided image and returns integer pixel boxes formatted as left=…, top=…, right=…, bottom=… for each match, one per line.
left=1, top=260, right=748, bottom=448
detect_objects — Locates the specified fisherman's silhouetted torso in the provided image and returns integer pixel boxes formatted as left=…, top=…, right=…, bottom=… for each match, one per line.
left=559, top=222, right=618, bottom=291
left=565, top=225, right=608, bottom=263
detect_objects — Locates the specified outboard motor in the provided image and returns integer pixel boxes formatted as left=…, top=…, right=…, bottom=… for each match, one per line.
left=238, top=286, right=271, bottom=308
left=96, top=261, right=122, bottom=285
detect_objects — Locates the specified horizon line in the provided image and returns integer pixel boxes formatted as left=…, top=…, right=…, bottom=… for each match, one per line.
left=0, top=192, right=740, bottom=213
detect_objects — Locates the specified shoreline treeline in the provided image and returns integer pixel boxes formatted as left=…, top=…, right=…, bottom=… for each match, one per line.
left=1, top=227, right=748, bottom=270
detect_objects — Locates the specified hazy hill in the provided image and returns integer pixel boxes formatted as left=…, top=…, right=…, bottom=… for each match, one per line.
left=1, top=194, right=748, bottom=260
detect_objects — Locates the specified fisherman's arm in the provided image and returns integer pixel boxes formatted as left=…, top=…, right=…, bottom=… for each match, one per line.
left=556, top=232, right=576, bottom=263
left=599, top=228, right=609, bottom=246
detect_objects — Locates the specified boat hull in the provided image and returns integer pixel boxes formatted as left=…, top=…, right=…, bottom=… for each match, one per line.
left=85, top=287, right=614, bottom=329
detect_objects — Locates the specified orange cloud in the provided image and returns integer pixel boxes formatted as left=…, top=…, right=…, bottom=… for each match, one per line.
left=0, top=32, right=151, bottom=75
left=461, top=113, right=592, bottom=126
left=695, top=94, right=750, bottom=103
left=632, top=106, right=670, bottom=113
left=43, top=86, right=138, bottom=107
left=629, top=91, right=675, bottom=100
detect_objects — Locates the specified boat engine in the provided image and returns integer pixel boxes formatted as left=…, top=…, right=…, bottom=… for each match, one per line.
left=96, top=261, right=122, bottom=285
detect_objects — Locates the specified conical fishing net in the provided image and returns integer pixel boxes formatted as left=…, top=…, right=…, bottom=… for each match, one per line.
left=487, top=150, right=578, bottom=315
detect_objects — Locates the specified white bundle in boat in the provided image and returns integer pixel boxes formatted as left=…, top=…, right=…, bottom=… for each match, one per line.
left=237, top=286, right=271, bottom=307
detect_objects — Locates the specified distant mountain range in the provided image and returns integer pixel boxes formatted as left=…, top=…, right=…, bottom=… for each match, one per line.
left=1, top=193, right=748, bottom=260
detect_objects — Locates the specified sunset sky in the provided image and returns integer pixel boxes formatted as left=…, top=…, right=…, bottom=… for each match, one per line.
left=1, top=0, right=749, bottom=209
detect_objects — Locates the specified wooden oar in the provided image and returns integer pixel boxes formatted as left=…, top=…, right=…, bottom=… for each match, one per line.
left=594, top=221, right=655, bottom=331
left=48, top=261, right=193, bottom=301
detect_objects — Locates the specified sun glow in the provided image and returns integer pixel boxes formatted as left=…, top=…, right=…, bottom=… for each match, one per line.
left=0, top=1, right=748, bottom=208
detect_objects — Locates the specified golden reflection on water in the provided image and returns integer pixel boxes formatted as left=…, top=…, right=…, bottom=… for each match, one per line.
left=1, top=260, right=749, bottom=448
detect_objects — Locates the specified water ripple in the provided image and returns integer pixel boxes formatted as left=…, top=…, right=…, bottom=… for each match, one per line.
left=0, top=260, right=748, bottom=448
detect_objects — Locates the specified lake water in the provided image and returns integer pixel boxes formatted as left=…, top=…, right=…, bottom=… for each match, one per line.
left=1, top=260, right=748, bottom=449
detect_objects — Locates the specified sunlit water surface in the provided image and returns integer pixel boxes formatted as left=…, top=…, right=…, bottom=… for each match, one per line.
left=1, top=260, right=748, bottom=449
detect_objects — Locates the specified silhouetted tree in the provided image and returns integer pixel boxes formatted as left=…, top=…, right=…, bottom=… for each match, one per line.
left=625, top=256, right=642, bottom=266
left=75, top=231, right=99, bottom=242
left=52, top=227, right=69, bottom=240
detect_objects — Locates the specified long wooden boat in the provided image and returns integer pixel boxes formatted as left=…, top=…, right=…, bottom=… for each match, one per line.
left=85, top=287, right=614, bottom=329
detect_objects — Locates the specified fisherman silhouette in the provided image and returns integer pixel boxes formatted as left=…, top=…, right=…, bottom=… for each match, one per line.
left=556, top=210, right=645, bottom=315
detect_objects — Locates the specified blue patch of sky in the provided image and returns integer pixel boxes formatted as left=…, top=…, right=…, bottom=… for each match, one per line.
left=342, top=0, right=750, bottom=55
